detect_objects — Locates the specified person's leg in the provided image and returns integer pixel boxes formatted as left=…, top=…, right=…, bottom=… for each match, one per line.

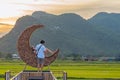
left=37, top=63, right=40, bottom=72
left=40, top=63, right=43, bottom=71
left=37, top=58, right=40, bottom=72
left=39, top=58, right=44, bottom=72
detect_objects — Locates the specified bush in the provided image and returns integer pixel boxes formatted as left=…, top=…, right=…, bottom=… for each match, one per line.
left=5, top=53, right=12, bottom=59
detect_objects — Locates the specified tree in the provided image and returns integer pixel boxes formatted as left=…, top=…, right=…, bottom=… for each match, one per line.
left=0, top=52, right=2, bottom=58
left=5, top=53, right=12, bottom=59
left=0, top=52, right=4, bottom=58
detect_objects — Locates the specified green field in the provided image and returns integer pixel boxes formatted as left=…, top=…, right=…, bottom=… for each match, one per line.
left=0, top=59, right=120, bottom=80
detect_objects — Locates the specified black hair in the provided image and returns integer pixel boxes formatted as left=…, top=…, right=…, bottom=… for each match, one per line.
left=40, top=40, right=45, bottom=44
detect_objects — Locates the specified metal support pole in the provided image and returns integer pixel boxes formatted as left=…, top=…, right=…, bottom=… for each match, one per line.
left=23, top=64, right=27, bottom=70
left=48, top=64, right=50, bottom=71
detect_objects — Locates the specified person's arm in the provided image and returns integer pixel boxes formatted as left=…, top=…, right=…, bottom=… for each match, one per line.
left=31, top=46, right=37, bottom=55
left=31, top=46, right=35, bottom=51
left=45, top=48, right=54, bottom=54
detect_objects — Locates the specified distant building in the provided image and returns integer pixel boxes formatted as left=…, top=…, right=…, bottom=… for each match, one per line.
left=81, top=56, right=98, bottom=61
left=12, top=54, right=20, bottom=59
left=98, top=57, right=116, bottom=61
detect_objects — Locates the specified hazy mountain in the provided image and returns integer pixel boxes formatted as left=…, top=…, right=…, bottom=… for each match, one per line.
left=88, top=12, right=120, bottom=53
left=88, top=12, right=120, bottom=33
left=0, top=11, right=120, bottom=57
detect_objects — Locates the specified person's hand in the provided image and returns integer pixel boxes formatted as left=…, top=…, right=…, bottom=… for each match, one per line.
left=31, top=46, right=35, bottom=51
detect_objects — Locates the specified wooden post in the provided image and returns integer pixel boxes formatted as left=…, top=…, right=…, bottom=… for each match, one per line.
left=63, top=71, right=67, bottom=80
left=5, top=71, right=10, bottom=80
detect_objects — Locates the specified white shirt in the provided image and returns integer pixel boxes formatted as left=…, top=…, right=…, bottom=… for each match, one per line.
left=35, top=44, right=46, bottom=58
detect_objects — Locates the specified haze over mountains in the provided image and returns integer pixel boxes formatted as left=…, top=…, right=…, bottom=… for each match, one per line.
left=0, top=11, right=120, bottom=57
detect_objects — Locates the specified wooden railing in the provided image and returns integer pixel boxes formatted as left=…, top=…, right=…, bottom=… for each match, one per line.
left=52, top=71, right=67, bottom=80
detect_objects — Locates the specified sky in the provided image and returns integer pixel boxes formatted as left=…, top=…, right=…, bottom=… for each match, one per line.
left=0, top=0, right=120, bottom=37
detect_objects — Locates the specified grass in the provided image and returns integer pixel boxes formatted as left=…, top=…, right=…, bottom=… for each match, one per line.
left=0, top=59, right=120, bottom=80
left=51, top=60, right=120, bottom=79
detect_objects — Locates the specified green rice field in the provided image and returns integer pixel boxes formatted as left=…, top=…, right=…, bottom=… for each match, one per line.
left=0, top=59, right=120, bottom=80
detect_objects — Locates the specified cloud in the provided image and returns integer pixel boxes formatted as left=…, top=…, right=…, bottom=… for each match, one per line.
left=0, top=0, right=120, bottom=37
left=1, top=0, right=120, bottom=21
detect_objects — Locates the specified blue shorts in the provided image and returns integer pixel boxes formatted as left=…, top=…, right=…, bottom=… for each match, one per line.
left=37, top=58, right=44, bottom=64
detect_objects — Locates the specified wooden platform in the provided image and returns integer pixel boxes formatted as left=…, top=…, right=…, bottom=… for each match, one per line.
left=10, top=70, right=56, bottom=80
left=5, top=70, right=67, bottom=80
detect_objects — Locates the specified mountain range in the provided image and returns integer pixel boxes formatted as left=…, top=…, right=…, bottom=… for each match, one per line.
left=0, top=11, right=120, bottom=57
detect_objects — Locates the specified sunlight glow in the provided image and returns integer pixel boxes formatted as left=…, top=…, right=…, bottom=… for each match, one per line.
left=0, top=24, right=13, bottom=38
left=0, top=0, right=120, bottom=38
